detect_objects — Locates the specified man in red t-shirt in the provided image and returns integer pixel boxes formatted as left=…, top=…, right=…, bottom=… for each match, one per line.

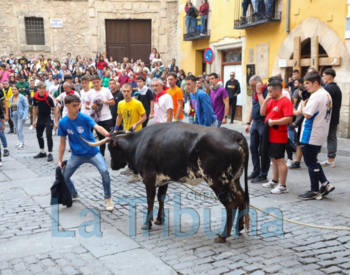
left=260, top=79, right=293, bottom=194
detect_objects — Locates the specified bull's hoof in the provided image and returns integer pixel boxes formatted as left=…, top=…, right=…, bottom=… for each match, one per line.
left=154, top=219, right=162, bottom=225
left=154, top=217, right=165, bottom=225
left=141, top=223, right=152, bottom=230
left=214, top=234, right=227, bottom=243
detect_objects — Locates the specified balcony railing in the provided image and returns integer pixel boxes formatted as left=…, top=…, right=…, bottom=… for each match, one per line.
left=234, top=11, right=282, bottom=29
left=183, top=16, right=210, bottom=41
left=233, top=0, right=282, bottom=29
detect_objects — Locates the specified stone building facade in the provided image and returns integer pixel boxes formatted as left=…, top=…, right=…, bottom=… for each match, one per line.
left=0, top=0, right=178, bottom=65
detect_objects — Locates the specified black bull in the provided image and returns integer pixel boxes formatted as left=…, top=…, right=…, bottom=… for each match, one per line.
left=84, top=122, right=250, bottom=243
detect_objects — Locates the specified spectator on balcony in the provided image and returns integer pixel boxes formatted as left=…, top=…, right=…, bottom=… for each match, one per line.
left=200, top=0, right=209, bottom=36
left=264, top=0, right=275, bottom=14
left=185, top=2, right=197, bottom=35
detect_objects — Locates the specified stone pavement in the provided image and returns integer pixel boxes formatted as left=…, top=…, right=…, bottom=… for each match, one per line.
left=0, top=120, right=350, bottom=275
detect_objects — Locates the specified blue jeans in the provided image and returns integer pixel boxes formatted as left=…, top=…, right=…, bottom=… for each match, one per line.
left=264, top=0, right=275, bottom=13
left=63, top=153, right=111, bottom=199
left=188, top=115, right=195, bottom=124
left=242, top=0, right=251, bottom=16
left=217, top=120, right=222, bottom=127
left=0, top=121, right=7, bottom=148
left=97, top=69, right=103, bottom=79
left=301, top=144, right=328, bottom=192
left=250, top=120, right=270, bottom=177
left=200, top=15, right=208, bottom=33
left=186, top=16, right=192, bottom=34
left=211, top=120, right=218, bottom=127
left=12, top=111, right=25, bottom=144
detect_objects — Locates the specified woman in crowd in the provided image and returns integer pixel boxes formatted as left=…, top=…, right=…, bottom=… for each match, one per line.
left=149, top=48, right=157, bottom=65
left=73, top=77, right=82, bottom=92
left=96, top=56, right=108, bottom=78
left=152, top=53, right=162, bottom=65
left=9, top=75, right=16, bottom=86
left=10, top=86, right=28, bottom=149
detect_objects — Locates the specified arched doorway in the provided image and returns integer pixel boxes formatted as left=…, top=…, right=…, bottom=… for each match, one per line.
left=273, top=17, right=350, bottom=138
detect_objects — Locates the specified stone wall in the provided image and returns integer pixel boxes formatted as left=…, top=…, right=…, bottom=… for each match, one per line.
left=0, top=0, right=178, bottom=64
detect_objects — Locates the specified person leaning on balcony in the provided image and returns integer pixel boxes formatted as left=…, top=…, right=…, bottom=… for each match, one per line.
left=199, top=0, right=209, bottom=36
left=185, top=2, right=197, bottom=35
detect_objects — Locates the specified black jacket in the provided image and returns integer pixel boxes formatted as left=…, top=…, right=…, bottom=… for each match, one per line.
left=50, top=160, right=73, bottom=207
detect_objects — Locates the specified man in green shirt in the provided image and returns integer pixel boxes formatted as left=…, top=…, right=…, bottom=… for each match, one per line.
left=16, top=76, right=29, bottom=105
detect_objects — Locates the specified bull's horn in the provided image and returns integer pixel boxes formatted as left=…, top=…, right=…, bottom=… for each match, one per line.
left=80, top=136, right=110, bottom=147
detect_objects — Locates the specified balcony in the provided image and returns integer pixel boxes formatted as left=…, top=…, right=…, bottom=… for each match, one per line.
left=183, top=16, right=210, bottom=41
left=233, top=0, right=282, bottom=29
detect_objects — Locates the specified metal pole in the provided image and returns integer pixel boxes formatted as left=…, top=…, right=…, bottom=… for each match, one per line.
left=286, top=0, right=291, bottom=33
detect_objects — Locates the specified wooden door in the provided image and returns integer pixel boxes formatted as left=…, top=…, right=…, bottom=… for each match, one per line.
left=105, top=20, right=152, bottom=66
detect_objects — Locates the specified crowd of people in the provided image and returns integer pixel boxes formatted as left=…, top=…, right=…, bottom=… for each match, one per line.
left=245, top=68, right=341, bottom=200
left=0, top=50, right=342, bottom=206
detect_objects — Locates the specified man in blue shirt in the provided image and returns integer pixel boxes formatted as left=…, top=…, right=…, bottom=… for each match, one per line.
left=185, top=75, right=217, bottom=127
left=245, top=75, right=270, bottom=183
left=57, top=94, right=114, bottom=211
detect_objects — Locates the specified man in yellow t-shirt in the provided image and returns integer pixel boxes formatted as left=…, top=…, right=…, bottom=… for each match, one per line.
left=114, top=83, right=146, bottom=183
left=167, top=73, right=184, bottom=122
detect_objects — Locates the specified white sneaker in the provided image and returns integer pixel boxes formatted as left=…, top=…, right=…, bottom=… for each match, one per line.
left=0, top=162, right=2, bottom=167
left=320, top=160, right=335, bottom=168
left=29, top=125, right=33, bottom=130
left=15, top=143, right=20, bottom=148
left=270, top=184, right=289, bottom=194
left=17, top=144, right=25, bottom=150
left=263, top=179, right=279, bottom=188
left=286, top=159, right=293, bottom=168
left=105, top=198, right=114, bottom=212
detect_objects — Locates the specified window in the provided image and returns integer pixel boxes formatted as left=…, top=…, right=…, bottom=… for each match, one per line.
left=25, top=17, right=45, bottom=45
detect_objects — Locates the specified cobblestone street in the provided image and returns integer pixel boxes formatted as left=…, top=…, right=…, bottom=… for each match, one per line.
left=1, top=122, right=350, bottom=275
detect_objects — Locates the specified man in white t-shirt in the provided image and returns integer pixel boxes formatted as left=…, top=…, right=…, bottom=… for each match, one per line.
left=55, top=82, right=80, bottom=118
left=49, top=77, right=59, bottom=97
left=79, top=75, right=91, bottom=115
left=150, top=78, right=173, bottom=123
left=298, top=72, right=334, bottom=200
left=85, top=75, right=115, bottom=156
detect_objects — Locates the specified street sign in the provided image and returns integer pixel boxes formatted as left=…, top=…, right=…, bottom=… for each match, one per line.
left=204, top=48, right=214, bottom=64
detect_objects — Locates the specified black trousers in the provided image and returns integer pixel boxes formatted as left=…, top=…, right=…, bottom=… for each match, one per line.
left=36, top=119, right=54, bottom=152
left=229, top=96, right=237, bottom=122
left=8, top=115, right=14, bottom=131
left=97, top=119, right=113, bottom=156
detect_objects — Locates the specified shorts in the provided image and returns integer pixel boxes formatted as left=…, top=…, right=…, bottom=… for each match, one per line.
left=269, top=142, right=287, bottom=159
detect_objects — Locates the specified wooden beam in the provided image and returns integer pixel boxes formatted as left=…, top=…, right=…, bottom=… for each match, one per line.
left=293, top=36, right=301, bottom=73
left=286, top=57, right=341, bottom=67
left=311, top=36, right=319, bottom=71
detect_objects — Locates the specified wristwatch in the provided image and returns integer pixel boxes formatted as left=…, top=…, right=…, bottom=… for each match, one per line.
left=246, top=122, right=251, bottom=125
left=224, top=116, right=228, bottom=119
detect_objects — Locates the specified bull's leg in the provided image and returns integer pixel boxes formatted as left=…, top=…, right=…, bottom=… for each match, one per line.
left=209, top=182, right=236, bottom=243
left=154, top=184, right=169, bottom=225
left=141, top=178, right=156, bottom=230
left=235, top=179, right=246, bottom=233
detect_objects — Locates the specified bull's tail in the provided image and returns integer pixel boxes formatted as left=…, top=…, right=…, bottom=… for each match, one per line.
left=243, top=137, right=250, bottom=232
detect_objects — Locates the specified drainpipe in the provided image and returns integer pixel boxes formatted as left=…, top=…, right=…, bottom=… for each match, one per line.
left=286, top=0, right=291, bottom=33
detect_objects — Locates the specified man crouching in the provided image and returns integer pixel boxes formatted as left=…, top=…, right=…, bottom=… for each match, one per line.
left=57, top=94, right=114, bottom=211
